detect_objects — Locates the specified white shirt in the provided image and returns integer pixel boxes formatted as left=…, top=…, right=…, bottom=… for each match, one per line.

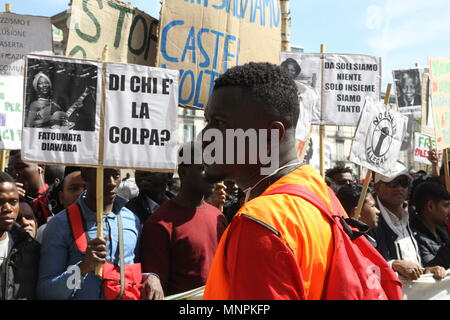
left=0, top=232, right=13, bottom=267
left=377, top=197, right=422, bottom=266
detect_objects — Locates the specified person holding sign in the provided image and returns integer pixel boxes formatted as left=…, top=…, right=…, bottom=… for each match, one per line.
left=37, top=168, right=142, bottom=300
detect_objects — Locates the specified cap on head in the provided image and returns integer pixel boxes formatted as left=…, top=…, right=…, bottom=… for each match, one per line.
left=374, top=162, right=413, bottom=183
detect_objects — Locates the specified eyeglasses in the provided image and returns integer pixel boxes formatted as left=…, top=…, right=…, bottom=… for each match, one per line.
left=383, top=177, right=410, bottom=188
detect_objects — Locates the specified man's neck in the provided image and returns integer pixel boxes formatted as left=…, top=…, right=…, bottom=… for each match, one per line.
left=420, top=213, right=438, bottom=236
left=173, top=189, right=203, bottom=208
left=379, top=198, right=404, bottom=219
left=0, top=231, right=6, bottom=241
left=85, top=193, right=114, bottom=215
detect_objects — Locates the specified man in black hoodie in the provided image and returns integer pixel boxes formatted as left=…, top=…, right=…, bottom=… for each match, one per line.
left=410, top=182, right=450, bottom=269
left=0, top=172, right=40, bottom=300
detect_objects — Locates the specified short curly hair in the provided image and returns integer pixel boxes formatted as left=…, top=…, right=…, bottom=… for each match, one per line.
left=325, top=165, right=353, bottom=180
left=336, top=183, right=375, bottom=217
left=213, top=62, right=299, bottom=129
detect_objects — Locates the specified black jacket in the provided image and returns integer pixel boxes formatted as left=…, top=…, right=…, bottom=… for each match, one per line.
left=126, top=192, right=174, bottom=224
left=0, top=224, right=40, bottom=300
left=368, top=212, right=400, bottom=262
left=409, top=214, right=450, bottom=269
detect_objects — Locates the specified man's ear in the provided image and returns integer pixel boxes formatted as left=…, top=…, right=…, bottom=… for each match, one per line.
left=268, top=121, right=285, bottom=142
left=426, top=199, right=435, bottom=212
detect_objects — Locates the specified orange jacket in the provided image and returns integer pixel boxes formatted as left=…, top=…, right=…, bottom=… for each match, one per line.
left=204, top=165, right=336, bottom=299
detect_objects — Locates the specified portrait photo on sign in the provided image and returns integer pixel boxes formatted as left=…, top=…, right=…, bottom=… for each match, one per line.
left=24, top=57, right=98, bottom=131
left=393, top=68, right=422, bottom=112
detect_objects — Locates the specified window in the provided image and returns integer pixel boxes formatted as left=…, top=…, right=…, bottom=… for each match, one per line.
left=183, top=123, right=196, bottom=143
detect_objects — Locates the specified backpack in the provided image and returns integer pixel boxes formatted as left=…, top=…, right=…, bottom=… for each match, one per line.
left=264, top=184, right=403, bottom=300
left=32, top=183, right=64, bottom=226
left=67, top=203, right=142, bottom=300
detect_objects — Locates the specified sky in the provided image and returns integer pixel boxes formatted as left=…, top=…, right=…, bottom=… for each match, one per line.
left=2, top=0, right=450, bottom=90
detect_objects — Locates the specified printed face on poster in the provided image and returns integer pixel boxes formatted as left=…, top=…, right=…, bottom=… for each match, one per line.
left=393, top=68, right=422, bottom=119
left=349, top=97, right=408, bottom=176
left=22, top=55, right=101, bottom=166
left=0, top=12, right=53, bottom=150
left=281, top=53, right=321, bottom=140
left=104, top=63, right=179, bottom=170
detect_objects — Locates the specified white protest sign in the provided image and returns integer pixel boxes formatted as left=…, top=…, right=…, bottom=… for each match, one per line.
left=414, top=133, right=443, bottom=165
left=349, top=97, right=408, bottom=176
left=0, top=12, right=52, bottom=150
left=281, top=53, right=321, bottom=140
left=393, top=68, right=422, bottom=119
left=104, top=63, right=179, bottom=170
left=322, top=54, right=381, bottom=126
left=22, top=55, right=101, bottom=166
left=281, top=52, right=381, bottom=126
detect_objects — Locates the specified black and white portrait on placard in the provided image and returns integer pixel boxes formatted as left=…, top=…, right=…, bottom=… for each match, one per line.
left=24, top=57, right=98, bottom=131
left=280, top=53, right=321, bottom=140
left=393, top=68, right=422, bottom=118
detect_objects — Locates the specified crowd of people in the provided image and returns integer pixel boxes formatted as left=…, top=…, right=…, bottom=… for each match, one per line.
left=0, top=62, right=449, bottom=300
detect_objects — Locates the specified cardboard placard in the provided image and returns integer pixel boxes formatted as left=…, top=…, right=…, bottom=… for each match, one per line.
left=429, top=57, right=450, bottom=150
left=157, top=0, right=282, bottom=108
left=66, top=0, right=158, bottom=66
left=103, top=63, right=178, bottom=170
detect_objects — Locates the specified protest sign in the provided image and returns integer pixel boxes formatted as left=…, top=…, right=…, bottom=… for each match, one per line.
left=103, top=63, right=179, bottom=170
left=429, top=57, right=450, bottom=150
left=66, top=0, right=158, bottom=66
left=281, top=52, right=381, bottom=126
left=393, top=68, right=422, bottom=119
left=0, top=12, right=52, bottom=149
left=414, top=133, right=443, bottom=165
left=322, top=54, right=381, bottom=126
left=157, top=0, right=281, bottom=108
left=21, top=55, right=101, bottom=166
left=349, top=97, right=408, bottom=176
left=281, top=52, right=321, bottom=140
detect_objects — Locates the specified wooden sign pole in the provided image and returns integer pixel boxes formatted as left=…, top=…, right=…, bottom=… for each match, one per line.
left=1, top=4, right=11, bottom=171
left=319, top=44, right=326, bottom=177
left=444, top=149, right=450, bottom=194
left=354, top=84, right=392, bottom=219
left=95, top=45, right=108, bottom=278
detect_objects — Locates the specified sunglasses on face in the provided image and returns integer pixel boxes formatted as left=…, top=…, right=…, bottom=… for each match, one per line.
left=384, top=178, right=410, bottom=188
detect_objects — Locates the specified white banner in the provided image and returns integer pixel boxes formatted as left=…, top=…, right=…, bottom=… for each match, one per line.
left=349, top=97, right=407, bottom=176
left=0, top=13, right=52, bottom=150
left=281, top=52, right=381, bottom=127
left=22, top=55, right=101, bottom=166
left=393, top=68, right=422, bottom=119
left=414, top=133, right=443, bottom=165
left=402, top=271, right=450, bottom=300
left=104, top=63, right=179, bottom=170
